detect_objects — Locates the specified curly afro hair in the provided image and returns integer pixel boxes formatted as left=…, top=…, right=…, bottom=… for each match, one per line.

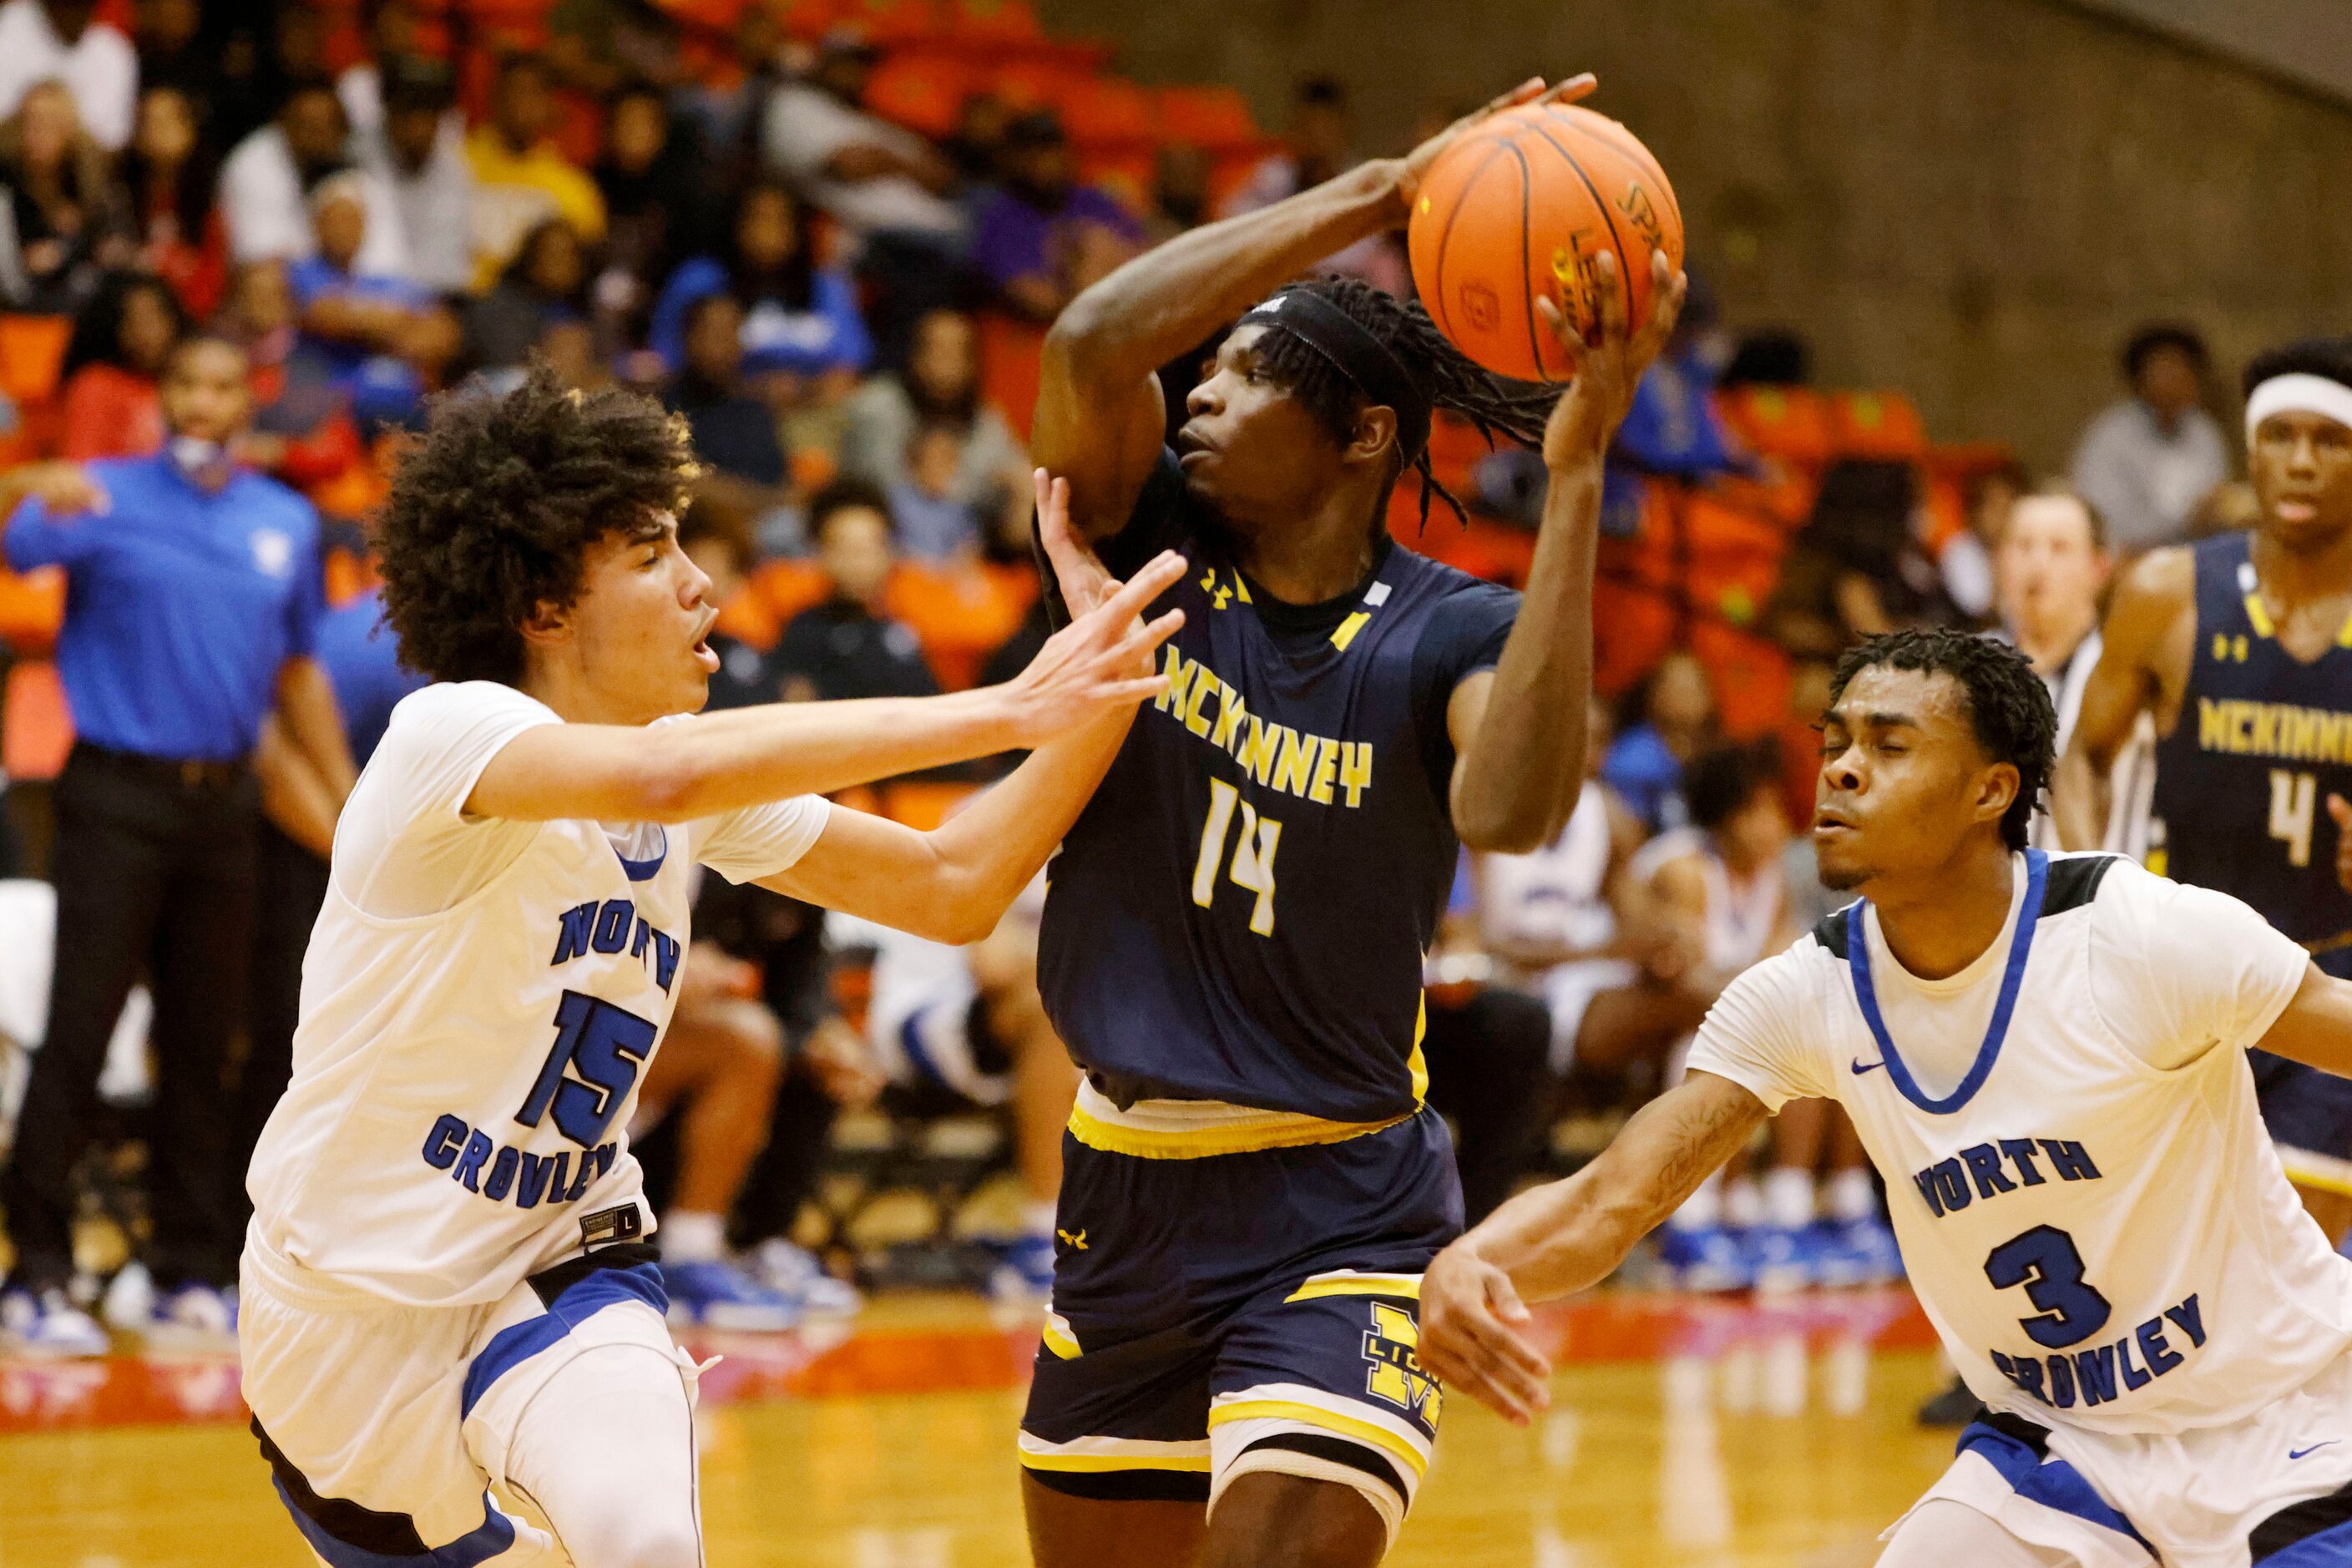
left=377, top=369, right=696, bottom=685
left=1827, top=629, right=2056, bottom=852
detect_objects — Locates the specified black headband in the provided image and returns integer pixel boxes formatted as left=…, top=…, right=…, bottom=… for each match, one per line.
left=1235, top=288, right=1432, bottom=464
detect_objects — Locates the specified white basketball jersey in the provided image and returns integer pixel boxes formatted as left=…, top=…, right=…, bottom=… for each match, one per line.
left=244, top=682, right=830, bottom=1310
left=1631, top=827, right=1783, bottom=974
left=1689, top=851, right=2352, bottom=1436
left=1476, top=780, right=1617, bottom=959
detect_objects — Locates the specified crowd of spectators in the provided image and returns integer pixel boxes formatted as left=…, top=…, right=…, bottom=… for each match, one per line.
left=0, top=0, right=2272, bottom=1348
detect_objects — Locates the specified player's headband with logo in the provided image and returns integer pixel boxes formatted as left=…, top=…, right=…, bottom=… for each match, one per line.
left=2245, top=372, right=2352, bottom=442
left=1235, top=288, right=1433, bottom=464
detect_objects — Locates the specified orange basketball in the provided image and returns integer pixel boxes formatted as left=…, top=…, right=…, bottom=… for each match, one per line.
left=1407, top=102, right=1684, bottom=383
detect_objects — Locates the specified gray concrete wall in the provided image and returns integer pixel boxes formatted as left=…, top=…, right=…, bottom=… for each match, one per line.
left=1039, top=0, right=2352, bottom=468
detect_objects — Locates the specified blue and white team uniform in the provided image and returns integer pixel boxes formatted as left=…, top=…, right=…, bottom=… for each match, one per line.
left=1019, top=452, right=1520, bottom=1546
left=240, top=682, right=829, bottom=1565
left=1692, top=850, right=2352, bottom=1567
left=2149, top=531, right=2352, bottom=1197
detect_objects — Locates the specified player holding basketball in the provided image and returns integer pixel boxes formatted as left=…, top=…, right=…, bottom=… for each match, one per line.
left=1424, top=627, right=2352, bottom=1567
left=1016, top=73, right=1684, bottom=1566
left=234, top=372, right=1186, bottom=1568
left=2054, top=338, right=2352, bottom=1243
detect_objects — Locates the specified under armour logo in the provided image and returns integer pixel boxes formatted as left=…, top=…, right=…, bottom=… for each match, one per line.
left=1056, top=1228, right=1089, bottom=1251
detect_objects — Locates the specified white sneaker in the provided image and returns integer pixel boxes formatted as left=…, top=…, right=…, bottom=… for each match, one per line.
left=746, top=1238, right=863, bottom=1317
left=1, top=1285, right=110, bottom=1357
left=101, top=1262, right=156, bottom=1331
left=145, top=1282, right=238, bottom=1350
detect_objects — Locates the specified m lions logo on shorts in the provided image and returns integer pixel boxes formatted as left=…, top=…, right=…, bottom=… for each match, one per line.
left=1363, top=1302, right=1440, bottom=1420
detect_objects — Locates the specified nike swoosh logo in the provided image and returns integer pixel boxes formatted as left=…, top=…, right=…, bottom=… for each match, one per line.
left=2292, top=1442, right=2339, bottom=1460
left=1851, top=1059, right=1886, bottom=1075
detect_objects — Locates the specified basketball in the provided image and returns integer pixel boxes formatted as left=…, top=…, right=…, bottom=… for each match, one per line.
left=1408, top=102, right=1685, bottom=382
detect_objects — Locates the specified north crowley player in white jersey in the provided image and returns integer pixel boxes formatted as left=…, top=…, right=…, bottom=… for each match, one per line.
left=1420, top=629, right=2352, bottom=1568
left=238, top=375, right=1185, bottom=1568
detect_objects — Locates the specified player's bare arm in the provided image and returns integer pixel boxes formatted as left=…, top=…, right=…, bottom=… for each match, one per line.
left=275, top=655, right=358, bottom=804
left=1419, top=1070, right=1768, bottom=1422
left=1034, top=75, right=1595, bottom=541
left=469, top=537, right=1184, bottom=826
left=2247, top=961, right=2352, bottom=1078
left=1447, top=250, right=1687, bottom=852
left=2051, top=546, right=2193, bottom=847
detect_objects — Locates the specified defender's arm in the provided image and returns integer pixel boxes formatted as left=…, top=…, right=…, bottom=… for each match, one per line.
left=2249, top=963, right=2352, bottom=1080
left=2052, top=547, right=2191, bottom=848
left=1419, top=1070, right=1768, bottom=1421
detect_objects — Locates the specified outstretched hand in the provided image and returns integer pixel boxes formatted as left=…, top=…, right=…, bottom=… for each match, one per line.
left=1538, top=248, right=1687, bottom=472
left=1398, top=74, right=1598, bottom=207
left=1004, top=468, right=1186, bottom=747
left=1417, top=1238, right=1554, bottom=1426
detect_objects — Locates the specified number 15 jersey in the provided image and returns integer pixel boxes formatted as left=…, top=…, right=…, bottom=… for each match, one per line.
left=244, top=681, right=830, bottom=1311
left=1039, top=452, right=1519, bottom=1125
left=1688, top=851, right=2352, bottom=1437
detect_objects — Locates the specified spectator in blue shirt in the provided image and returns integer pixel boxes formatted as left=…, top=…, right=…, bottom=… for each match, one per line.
left=0, top=334, right=357, bottom=1353
left=1601, top=648, right=1721, bottom=836
left=285, top=171, right=459, bottom=428
left=649, top=177, right=872, bottom=384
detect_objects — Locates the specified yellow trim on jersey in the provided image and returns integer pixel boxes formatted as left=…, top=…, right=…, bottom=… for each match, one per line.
left=1018, top=1451, right=1213, bottom=1474
left=1041, top=1313, right=1082, bottom=1360
left=2279, top=1146, right=2352, bottom=1199
left=1331, top=611, right=1372, bottom=651
left=2244, top=590, right=2279, bottom=640
left=1282, top=1272, right=1423, bottom=1303
left=1205, top=1400, right=1431, bottom=1478
left=1066, top=1100, right=1413, bottom=1159
left=1408, top=994, right=1429, bottom=1104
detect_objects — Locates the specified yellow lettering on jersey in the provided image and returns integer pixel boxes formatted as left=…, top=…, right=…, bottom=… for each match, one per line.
left=1182, top=666, right=1218, bottom=737
left=2253, top=703, right=2282, bottom=756
left=1237, top=713, right=1282, bottom=788
left=2196, top=695, right=2352, bottom=764
left=1272, top=727, right=1318, bottom=797
left=1156, top=647, right=1197, bottom=716
left=1341, top=741, right=1374, bottom=807
left=1309, top=736, right=1339, bottom=804
left=1210, top=684, right=1250, bottom=751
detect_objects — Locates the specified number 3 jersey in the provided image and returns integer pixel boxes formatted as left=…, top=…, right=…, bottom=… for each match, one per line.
left=1688, top=851, right=2352, bottom=1437
left=2152, top=529, right=2352, bottom=974
left=1039, top=451, right=1519, bottom=1125
left=244, top=681, right=831, bottom=1311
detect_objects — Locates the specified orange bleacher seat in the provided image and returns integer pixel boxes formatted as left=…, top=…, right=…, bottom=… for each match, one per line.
left=1155, top=85, right=1261, bottom=152
left=878, top=778, right=979, bottom=830
left=0, top=565, right=63, bottom=655
left=714, top=581, right=784, bottom=652
left=1830, top=390, right=1926, bottom=461
left=2, top=660, right=72, bottom=783
left=864, top=52, right=980, bottom=139
left=0, top=316, right=72, bottom=408
left=831, top=0, right=942, bottom=45
left=989, top=58, right=1089, bottom=114
left=1057, top=76, right=1153, bottom=151
left=753, top=559, right=832, bottom=627
left=886, top=560, right=1036, bottom=690
left=1688, top=620, right=1791, bottom=741
left=945, top=0, right=1040, bottom=44
left=978, top=310, right=1046, bottom=443
left=1714, top=384, right=1834, bottom=468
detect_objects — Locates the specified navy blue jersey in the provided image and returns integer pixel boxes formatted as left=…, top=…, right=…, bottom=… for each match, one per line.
left=2151, top=531, right=2352, bottom=972
left=1039, top=452, right=1520, bottom=1122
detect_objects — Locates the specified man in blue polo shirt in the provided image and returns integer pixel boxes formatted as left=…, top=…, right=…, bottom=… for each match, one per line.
left=0, top=335, right=356, bottom=1355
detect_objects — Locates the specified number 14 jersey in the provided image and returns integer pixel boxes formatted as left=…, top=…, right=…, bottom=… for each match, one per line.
left=1039, top=452, right=1519, bottom=1125
left=1688, top=851, right=2352, bottom=1437
left=244, top=682, right=830, bottom=1311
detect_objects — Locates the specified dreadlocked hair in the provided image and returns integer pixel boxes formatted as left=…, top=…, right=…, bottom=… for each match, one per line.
left=377, top=366, right=697, bottom=685
left=1252, top=275, right=1558, bottom=529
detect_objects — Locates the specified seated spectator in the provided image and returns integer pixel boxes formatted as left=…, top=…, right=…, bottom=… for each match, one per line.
left=131, top=0, right=210, bottom=106
left=840, top=306, right=1026, bottom=537
left=1143, top=143, right=1209, bottom=247
left=594, top=80, right=717, bottom=341
left=2071, top=323, right=2228, bottom=555
left=972, top=109, right=1141, bottom=325
left=776, top=479, right=938, bottom=702
left=676, top=1, right=784, bottom=185
left=676, top=503, right=780, bottom=710
left=1764, top=458, right=1956, bottom=659
left=461, top=215, right=588, bottom=386
left=938, top=89, right=1009, bottom=190
left=0, top=0, right=137, bottom=151
left=547, top=0, right=684, bottom=99
left=332, top=0, right=426, bottom=134
left=220, top=79, right=409, bottom=278
left=216, top=258, right=372, bottom=497
left=1219, top=75, right=1404, bottom=292
left=759, top=27, right=964, bottom=249
left=0, top=78, right=129, bottom=311
left=354, top=56, right=473, bottom=297
left=286, top=172, right=456, bottom=427
left=889, top=420, right=984, bottom=562
left=122, top=83, right=222, bottom=318
left=650, top=178, right=870, bottom=383
left=466, top=51, right=605, bottom=293
left=663, top=292, right=788, bottom=517
left=1602, top=647, right=1718, bottom=834
left=58, top=268, right=184, bottom=458
left=535, top=316, right=613, bottom=397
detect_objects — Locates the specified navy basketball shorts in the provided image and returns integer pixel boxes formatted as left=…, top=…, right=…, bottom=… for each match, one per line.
left=2256, top=950, right=2352, bottom=1196
left=1018, top=1097, right=1462, bottom=1550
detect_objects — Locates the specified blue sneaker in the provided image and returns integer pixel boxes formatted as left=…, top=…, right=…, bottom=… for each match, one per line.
left=662, top=1258, right=800, bottom=1332
left=988, top=1233, right=1057, bottom=1302
left=746, top=1238, right=863, bottom=1318
left=1746, top=1224, right=1819, bottom=1294
left=1827, top=1215, right=1904, bottom=1287
left=1656, top=1225, right=1753, bottom=1292
left=0, top=1285, right=109, bottom=1357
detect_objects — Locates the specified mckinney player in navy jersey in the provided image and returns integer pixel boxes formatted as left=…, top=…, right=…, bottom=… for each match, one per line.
left=2057, top=338, right=2352, bottom=1242
left=1016, top=74, right=1685, bottom=1566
